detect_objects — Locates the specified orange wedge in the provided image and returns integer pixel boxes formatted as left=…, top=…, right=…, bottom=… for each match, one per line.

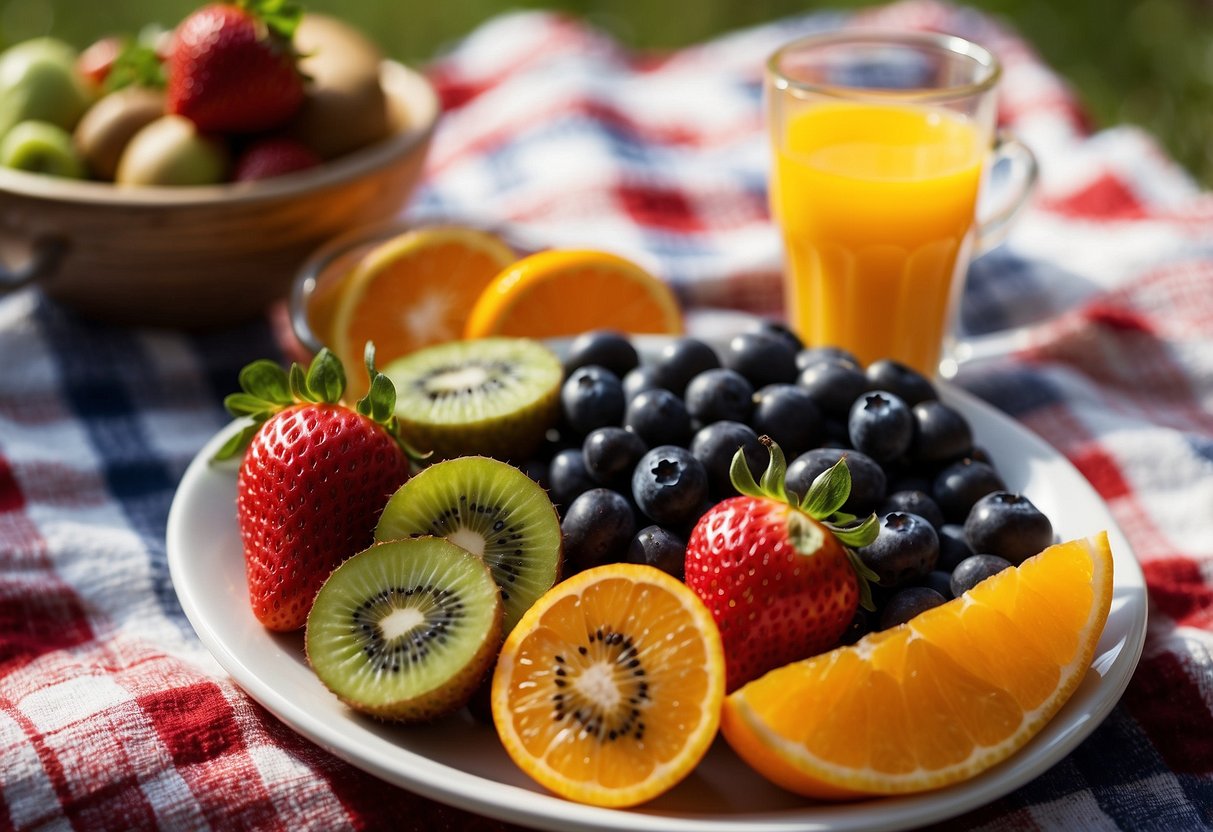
left=463, top=249, right=683, bottom=339
left=491, top=563, right=724, bottom=808
left=721, top=532, right=1114, bottom=799
left=330, top=226, right=516, bottom=384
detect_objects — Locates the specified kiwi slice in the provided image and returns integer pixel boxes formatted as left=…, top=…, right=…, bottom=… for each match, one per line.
left=382, top=337, right=562, bottom=461
left=376, top=456, right=562, bottom=633
left=305, top=537, right=503, bottom=722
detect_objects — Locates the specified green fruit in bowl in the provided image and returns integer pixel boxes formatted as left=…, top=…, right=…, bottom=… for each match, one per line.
left=0, top=37, right=94, bottom=138
left=115, top=114, right=228, bottom=186
left=74, top=86, right=166, bottom=180
left=0, top=120, right=86, bottom=178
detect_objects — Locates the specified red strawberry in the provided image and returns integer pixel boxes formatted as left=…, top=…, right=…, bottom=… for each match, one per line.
left=214, top=346, right=426, bottom=631
left=167, top=1, right=305, bottom=134
left=233, top=136, right=320, bottom=181
left=684, top=439, right=879, bottom=692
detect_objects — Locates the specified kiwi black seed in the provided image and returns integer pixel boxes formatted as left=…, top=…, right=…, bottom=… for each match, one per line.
left=304, top=537, right=503, bottom=722
left=375, top=456, right=562, bottom=633
left=383, top=337, right=562, bottom=461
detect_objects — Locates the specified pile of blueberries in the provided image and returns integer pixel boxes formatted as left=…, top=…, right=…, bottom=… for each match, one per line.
left=523, top=322, right=1055, bottom=640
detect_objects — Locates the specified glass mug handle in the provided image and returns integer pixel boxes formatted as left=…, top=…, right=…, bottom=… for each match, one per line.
left=974, top=130, right=1039, bottom=255
left=941, top=132, right=1039, bottom=377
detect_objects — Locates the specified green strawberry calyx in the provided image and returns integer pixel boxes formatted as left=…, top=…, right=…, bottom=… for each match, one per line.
left=211, top=343, right=428, bottom=463
left=729, top=437, right=881, bottom=611
left=236, top=0, right=304, bottom=43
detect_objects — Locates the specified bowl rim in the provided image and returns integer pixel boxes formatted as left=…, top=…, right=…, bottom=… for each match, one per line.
left=0, top=59, right=439, bottom=207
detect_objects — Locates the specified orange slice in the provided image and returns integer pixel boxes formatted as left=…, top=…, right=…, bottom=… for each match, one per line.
left=330, top=226, right=516, bottom=383
left=491, top=563, right=725, bottom=808
left=721, top=532, right=1114, bottom=799
left=463, top=249, right=683, bottom=339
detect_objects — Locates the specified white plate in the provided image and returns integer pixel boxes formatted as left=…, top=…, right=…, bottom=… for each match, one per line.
left=166, top=349, right=1147, bottom=832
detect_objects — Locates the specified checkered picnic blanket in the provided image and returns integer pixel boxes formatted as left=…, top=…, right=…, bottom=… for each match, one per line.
left=2, top=1, right=1211, bottom=829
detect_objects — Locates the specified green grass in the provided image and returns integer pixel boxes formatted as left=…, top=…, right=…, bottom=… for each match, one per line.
left=5, top=0, right=1212, bottom=184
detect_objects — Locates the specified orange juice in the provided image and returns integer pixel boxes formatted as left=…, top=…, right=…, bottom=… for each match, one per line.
left=771, top=101, right=986, bottom=373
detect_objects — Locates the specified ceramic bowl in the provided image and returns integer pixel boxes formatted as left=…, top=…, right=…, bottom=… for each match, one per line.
left=0, top=60, right=439, bottom=329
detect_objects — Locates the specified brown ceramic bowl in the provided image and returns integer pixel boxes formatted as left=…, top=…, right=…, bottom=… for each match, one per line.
left=0, top=60, right=439, bottom=329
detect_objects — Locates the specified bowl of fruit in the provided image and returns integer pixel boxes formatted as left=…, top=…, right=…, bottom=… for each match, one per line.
left=0, top=4, right=439, bottom=328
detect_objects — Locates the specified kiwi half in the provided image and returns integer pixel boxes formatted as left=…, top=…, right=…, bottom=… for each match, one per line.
left=305, top=537, right=502, bottom=722
left=376, top=456, right=562, bottom=633
left=383, top=337, right=562, bottom=461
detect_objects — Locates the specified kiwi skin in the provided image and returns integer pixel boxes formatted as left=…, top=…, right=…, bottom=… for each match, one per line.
left=304, top=537, right=504, bottom=722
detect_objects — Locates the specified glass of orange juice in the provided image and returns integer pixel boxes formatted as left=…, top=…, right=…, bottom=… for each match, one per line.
left=766, top=32, right=1037, bottom=376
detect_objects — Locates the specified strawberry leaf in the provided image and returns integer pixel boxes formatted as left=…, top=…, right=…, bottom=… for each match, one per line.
left=213, top=422, right=261, bottom=461
left=825, top=513, right=879, bottom=548
left=305, top=348, right=346, bottom=404
left=237, top=359, right=291, bottom=404
left=801, top=458, right=851, bottom=520
left=103, top=39, right=166, bottom=93
left=758, top=437, right=789, bottom=503
left=729, top=445, right=765, bottom=499
left=239, top=0, right=304, bottom=42
left=845, top=546, right=881, bottom=612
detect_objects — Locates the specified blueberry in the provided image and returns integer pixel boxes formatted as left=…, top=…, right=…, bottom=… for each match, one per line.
left=689, top=420, right=766, bottom=497
left=632, top=445, right=709, bottom=528
left=919, top=570, right=955, bottom=600
left=624, top=388, right=692, bottom=447
left=865, top=359, right=936, bottom=405
left=561, top=365, right=625, bottom=437
left=838, top=607, right=873, bottom=646
left=797, top=358, right=870, bottom=420
left=879, top=490, right=945, bottom=530
left=950, top=554, right=1014, bottom=596
left=932, top=459, right=1006, bottom=523
left=622, top=364, right=665, bottom=400
left=685, top=368, right=754, bottom=427
left=937, top=523, right=975, bottom=571
left=625, top=525, right=687, bottom=579
left=910, top=399, right=973, bottom=463
left=720, top=331, right=798, bottom=387
left=857, top=512, right=939, bottom=586
left=653, top=337, right=719, bottom=396
left=963, top=492, right=1054, bottom=565
left=582, top=426, right=647, bottom=489
left=878, top=587, right=947, bottom=629
left=548, top=448, right=596, bottom=511
left=561, top=489, right=636, bottom=573
left=848, top=390, right=913, bottom=462
left=749, top=318, right=804, bottom=353
left=786, top=447, right=886, bottom=515
left=750, top=384, right=822, bottom=459
left=563, top=330, right=639, bottom=378
left=796, top=345, right=859, bottom=372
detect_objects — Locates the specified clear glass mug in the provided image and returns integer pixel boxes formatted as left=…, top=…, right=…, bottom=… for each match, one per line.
left=766, top=31, right=1037, bottom=377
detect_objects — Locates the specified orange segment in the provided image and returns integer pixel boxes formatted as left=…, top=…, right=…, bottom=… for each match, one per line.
left=491, top=563, right=724, bottom=808
left=464, top=249, right=683, bottom=339
left=330, top=226, right=516, bottom=384
left=721, top=533, right=1114, bottom=798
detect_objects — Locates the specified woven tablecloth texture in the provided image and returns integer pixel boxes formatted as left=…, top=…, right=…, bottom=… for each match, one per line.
left=2, top=1, right=1212, bottom=829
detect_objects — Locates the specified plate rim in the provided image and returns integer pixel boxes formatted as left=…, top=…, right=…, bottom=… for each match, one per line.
left=166, top=371, right=1147, bottom=832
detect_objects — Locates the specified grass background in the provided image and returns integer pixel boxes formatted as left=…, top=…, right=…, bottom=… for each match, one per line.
left=3, top=0, right=1211, bottom=185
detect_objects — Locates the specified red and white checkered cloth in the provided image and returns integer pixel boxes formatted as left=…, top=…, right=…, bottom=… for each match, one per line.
left=2, top=2, right=1211, bottom=829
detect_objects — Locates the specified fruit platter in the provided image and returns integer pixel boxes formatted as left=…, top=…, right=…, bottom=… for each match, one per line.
left=166, top=325, right=1146, bottom=832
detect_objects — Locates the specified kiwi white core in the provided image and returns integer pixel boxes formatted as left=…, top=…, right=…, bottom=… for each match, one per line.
left=380, top=607, right=425, bottom=641
left=576, top=663, right=622, bottom=711
left=448, top=527, right=487, bottom=558
left=429, top=366, right=490, bottom=391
